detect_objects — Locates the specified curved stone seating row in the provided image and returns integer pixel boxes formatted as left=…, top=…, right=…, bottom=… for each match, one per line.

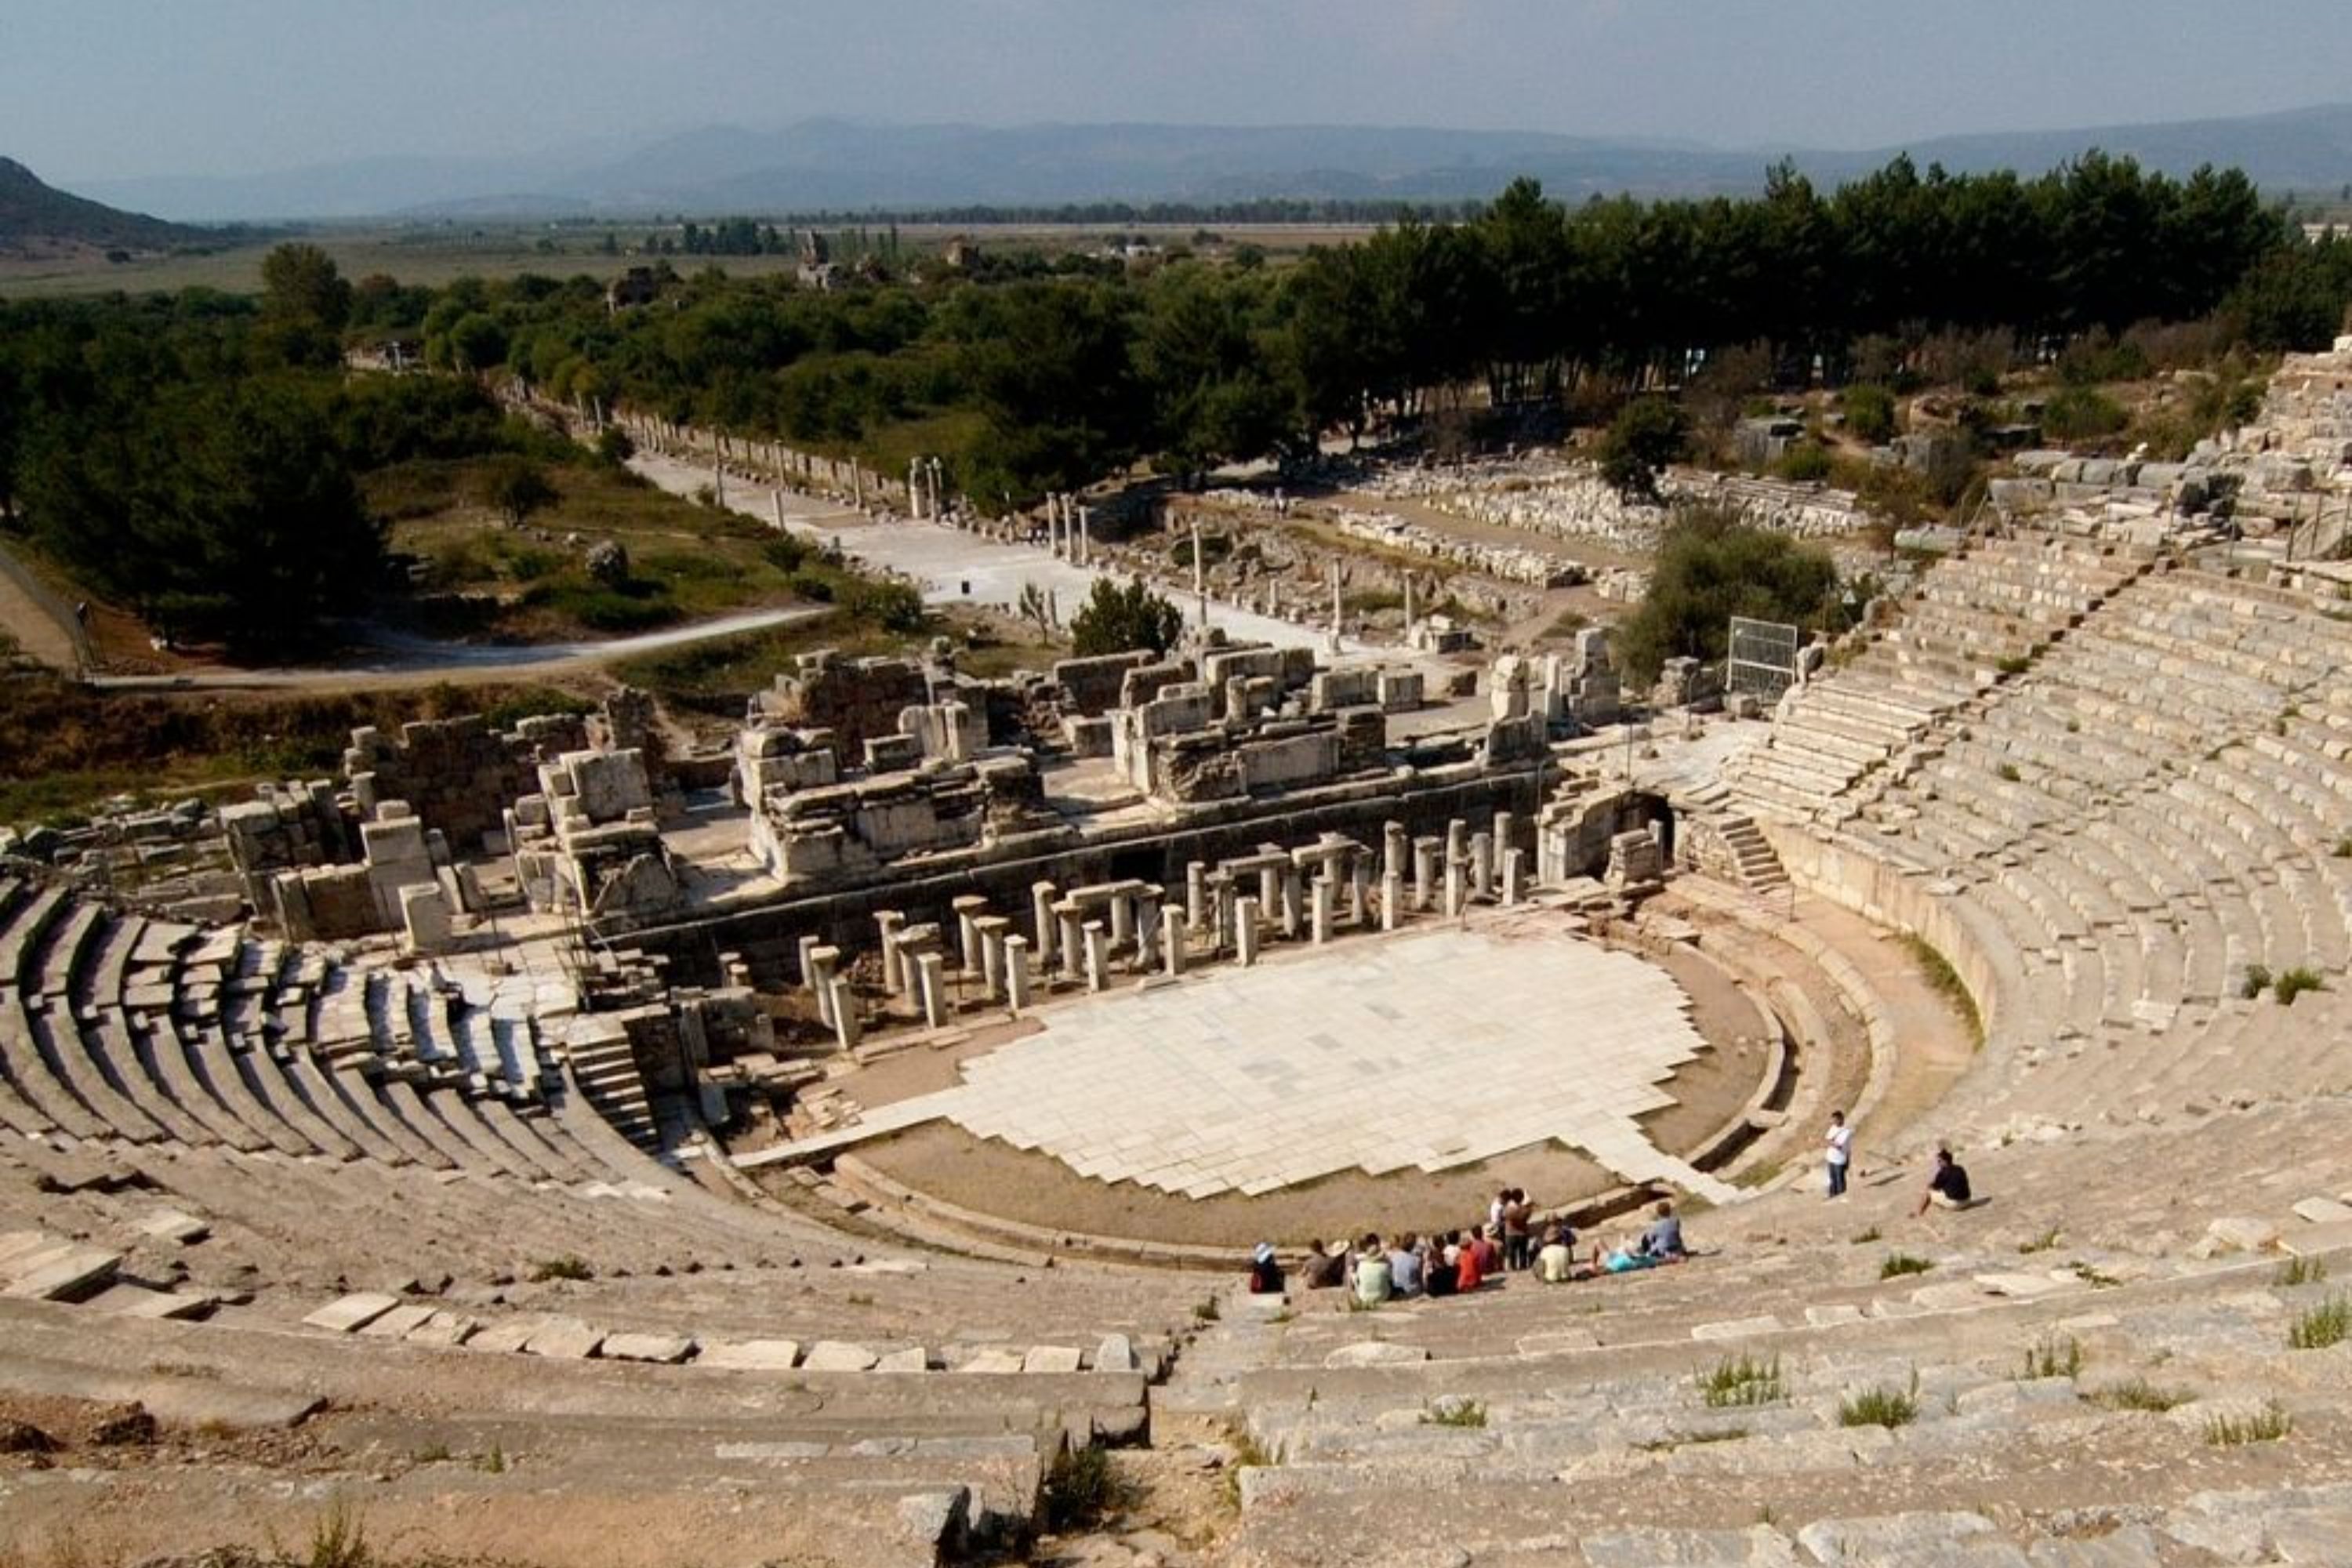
left=0, top=1290, right=1150, bottom=1567
left=0, top=880, right=656, bottom=1193
left=1171, top=1100, right=2352, bottom=1564
left=1730, top=533, right=2153, bottom=823
left=1757, top=558, right=2352, bottom=1143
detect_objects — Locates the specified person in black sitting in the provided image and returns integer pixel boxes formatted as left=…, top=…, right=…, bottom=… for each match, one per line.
left=1424, top=1239, right=1459, bottom=1298
left=1915, top=1146, right=1974, bottom=1216
left=1247, top=1242, right=1285, bottom=1295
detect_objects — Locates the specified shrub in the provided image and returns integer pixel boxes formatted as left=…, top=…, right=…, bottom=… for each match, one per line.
left=1880, top=1253, right=1933, bottom=1280
left=2241, top=964, right=2274, bottom=1000
left=1698, top=1352, right=1785, bottom=1408
left=2020, top=1334, right=2082, bottom=1380
left=2205, top=1401, right=2292, bottom=1446
left=1838, top=1381, right=1918, bottom=1429
left=2274, top=967, right=2325, bottom=1006
left=1042, top=1443, right=1134, bottom=1530
left=2041, top=385, right=2129, bottom=442
left=1849, top=1225, right=1882, bottom=1245
left=1421, top=1398, right=1487, bottom=1428
left=530, top=1254, right=592, bottom=1283
left=2018, top=1227, right=2061, bottom=1254
left=1775, top=443, right=1833, bottom=483
left=1842, top=384, right=1898, bottom=445
left=2288, top=1296, right=2351, bottom=1350
left=840, top=577, right=927, bottom=633
left=2086, top=1377, right=2187, bottom=1412
left=1995, top=762, right=2021, bottom=782
left=2279, top=1257, right=2330, bottom=1288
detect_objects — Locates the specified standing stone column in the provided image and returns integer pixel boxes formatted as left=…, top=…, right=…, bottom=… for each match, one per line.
left=909, top=459, right=924, bottom=519
left=1348, top=855, right=1371, bottom=926
left=1278, top=866, right=1303, bottom=940
left=1032, top=881, right=1059, bottom=969
left=1004, top=935, right=1032, bottom=1015
left=916, top=953, right=949, bottom=1029
left=797, top=934, right=824, bottom=993
left=1163, top=919, right=1186, bottom=978
left=952, top=895, right=989, bottom=976
left=1082, top=920, right=1110, bottom=993
left=1185, top=862, right=1208, bottom=929
left=875, top=910, right=907, bottom=996
left=808, top=946, right=840, bottom=1029
left=1493, top=810, right=1515, bottom=862
left=1383, top=821, right=1408, bottom=884
left=1078, top=506, right=1092, bottom=567
left=1234, top=896, right=1261, bottom=966
left=1109, top=891, right=1135, bottom=952
left=1059, top=908, right=1087, bottom=983
left=1503, top=848, right=1526, bottom=906
left=1446, top=853, right=1466, bottom=919
left=1382, top=870, right=1406, bottom=931
left=829, top=977, right=861, bottom=1051
left=1310, top=877, right=1335, bottom=946
left=975, top=916, right=1011, bottom=999
left=1258, top=864, right=1281, bottom=920
left=1412, top=837, right=1440, bottom=913
left=1135, top=885, right=1163, bottom=967
left=1446, top=818, right=1468, bottom=871
left=1471, top=833, right=1494, bottom=902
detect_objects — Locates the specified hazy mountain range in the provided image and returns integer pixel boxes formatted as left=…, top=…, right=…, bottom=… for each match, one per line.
left=63, top=103, right=2352, bottom=223
left=0, top=157, right=220, bottom=254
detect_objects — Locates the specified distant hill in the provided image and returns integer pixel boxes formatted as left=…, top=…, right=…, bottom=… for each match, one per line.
left=73, top=103, right=2352, bottom=223
left=0, top=158, right=215, bottom=256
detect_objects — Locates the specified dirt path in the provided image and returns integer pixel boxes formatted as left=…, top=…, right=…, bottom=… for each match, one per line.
left=85, top=604, right=828, bottom=692
left=0, top=541, right=83, bottom=671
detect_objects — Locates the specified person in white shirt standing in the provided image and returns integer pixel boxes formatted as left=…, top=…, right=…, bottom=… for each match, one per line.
left=1825, top=1109, right=1853, bottom=1199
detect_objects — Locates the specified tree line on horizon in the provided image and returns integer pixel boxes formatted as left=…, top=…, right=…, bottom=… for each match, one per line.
left=394, top=154, right=2344, bottom=503
left=3, top=151, right=2351, bottom=653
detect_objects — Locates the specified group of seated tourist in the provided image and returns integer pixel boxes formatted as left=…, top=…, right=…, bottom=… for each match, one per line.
left=1246, top=1192, right=1690, bottom=1303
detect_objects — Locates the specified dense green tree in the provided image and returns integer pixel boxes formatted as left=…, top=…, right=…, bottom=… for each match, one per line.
left=1613, top=510, right=1850, bottom=684
left=480, top=456, right=557, bottom=528
left=1068, top=576, right=1183, bottom=658
left=21, top=376, right=382, bottom=652
left=1599, top=396, right=1691, bottom=499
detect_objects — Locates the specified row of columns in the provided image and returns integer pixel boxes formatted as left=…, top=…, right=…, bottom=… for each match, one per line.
left=1043, top=493, right=1092, bottom=564
left=793, top=811, right=1531, bottom=1044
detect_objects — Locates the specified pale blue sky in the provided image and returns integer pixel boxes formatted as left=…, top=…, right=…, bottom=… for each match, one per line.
left=10, top=0, right=2351, bottom=183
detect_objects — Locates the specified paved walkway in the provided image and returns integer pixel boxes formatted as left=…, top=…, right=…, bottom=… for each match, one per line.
left=630, top=452, right=1380, bottom=659
left=746, top=927, right=1736, bottom=1203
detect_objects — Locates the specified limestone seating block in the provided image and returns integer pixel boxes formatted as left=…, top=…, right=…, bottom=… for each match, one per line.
left=358, top=1303, right=439, bottom=1339
left=405, top=1311, right=480, bottom=1348
left=1324, top=1341, right=1429, bottom=1368
left=303, top=1291, right=401, bottom=1334
left=2292, top=1196, right=2352, bottom=1226
left=1690, top=1314, right=1781, bottom=1341
left=521, top=1316, right=605, bottom=1359
left=603, top=1331, right=697, bottom=1364
left=1022, top=1345, right=1083, bottom=1374
left=696, top=1338, right=802, bottom=1371
left=877, top=1346, right=930, bottom=1373
left=960, top=1348, right=1029, bottom=1374
left=466, top=1316, right=548, bottom=1355
left=801, top=1340, right=880, bottom=1372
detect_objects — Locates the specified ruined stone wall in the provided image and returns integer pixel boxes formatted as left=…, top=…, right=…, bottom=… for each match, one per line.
left=754, top=652, right=932, bottom=752
left=345, top=712, right=590, bottom=852
left=612, top=767, right=1548, bottom=985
